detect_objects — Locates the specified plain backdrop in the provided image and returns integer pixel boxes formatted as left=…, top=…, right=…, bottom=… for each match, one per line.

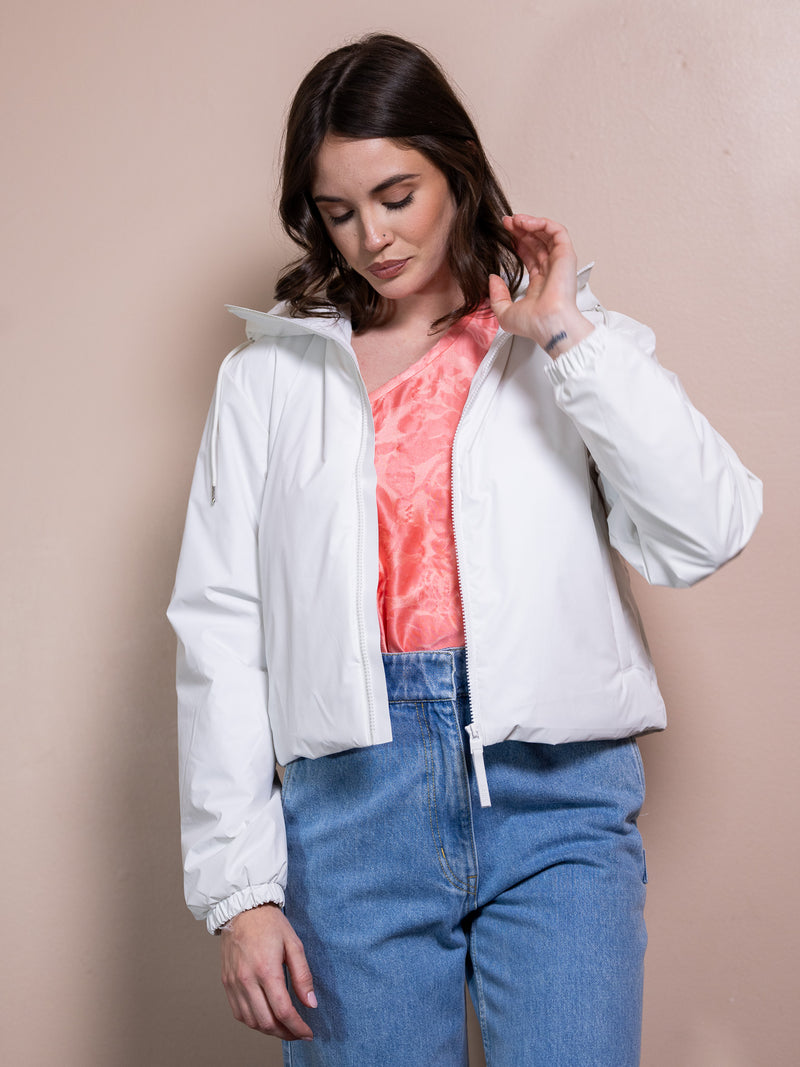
left=1, top=1, right=796, bottom=1064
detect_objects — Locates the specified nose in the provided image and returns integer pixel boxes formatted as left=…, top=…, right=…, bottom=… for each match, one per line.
left=361, top=214, right=391, bottom=253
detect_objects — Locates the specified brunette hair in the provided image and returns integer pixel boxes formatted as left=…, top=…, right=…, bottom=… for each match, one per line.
left=275, top=34, right=523, bottom=332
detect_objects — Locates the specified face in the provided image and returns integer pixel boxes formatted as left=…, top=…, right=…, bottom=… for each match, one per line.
left=311, top=136, right=459, bottom=309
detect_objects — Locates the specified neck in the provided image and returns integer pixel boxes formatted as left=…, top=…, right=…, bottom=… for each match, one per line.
left=381, top=276, right=464, bottom=335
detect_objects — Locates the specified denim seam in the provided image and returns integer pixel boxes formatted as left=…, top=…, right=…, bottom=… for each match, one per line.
left=627, top=737, right=646, bottom=798
left=280, top=760, right=295, bottom=806
left=624, top=741, right=647, bottom=885
left=414, top=701, right=475, bottom=894
left=452, top=695, right=479, bottom=898
left=469, top=920, right=492, bottom=1065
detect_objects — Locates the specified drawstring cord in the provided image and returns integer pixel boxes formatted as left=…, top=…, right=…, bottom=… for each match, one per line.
left=210, top=340, right=254, bottom=505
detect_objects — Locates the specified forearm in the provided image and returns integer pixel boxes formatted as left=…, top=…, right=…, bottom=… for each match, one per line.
left=546, top=322, right=763, bottom=584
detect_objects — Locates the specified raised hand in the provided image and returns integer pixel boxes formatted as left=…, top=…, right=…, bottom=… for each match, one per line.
left=489, top=215, right=594, bottom=358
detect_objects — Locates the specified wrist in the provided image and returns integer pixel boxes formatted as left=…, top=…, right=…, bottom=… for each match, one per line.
left=534, top=309, right=594, bottom=360
left=219, top=901, right=282, bottom=934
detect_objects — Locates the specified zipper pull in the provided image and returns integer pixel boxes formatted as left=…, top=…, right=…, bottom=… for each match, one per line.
left=464, top=724, right=492, bottom=808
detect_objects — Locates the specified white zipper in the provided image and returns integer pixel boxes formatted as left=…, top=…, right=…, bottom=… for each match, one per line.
left=345, top=340, right=378, bottom=742
left=451, top=326, right=512, bottom=808
left=356, top=391, right=377, bottom=742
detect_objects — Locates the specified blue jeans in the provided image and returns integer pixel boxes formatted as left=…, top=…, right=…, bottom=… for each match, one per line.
left=282, top=649, right=647, bottom=1066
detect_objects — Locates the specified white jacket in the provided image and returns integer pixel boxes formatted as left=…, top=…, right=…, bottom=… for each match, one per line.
left=167, top=268, right=762, bottom=932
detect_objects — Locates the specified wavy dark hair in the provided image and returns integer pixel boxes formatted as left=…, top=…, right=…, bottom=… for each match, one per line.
left=275, top=34, right=523, bottom=333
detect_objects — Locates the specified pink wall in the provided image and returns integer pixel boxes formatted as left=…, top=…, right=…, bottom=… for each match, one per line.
left=1, top=1, right=796, bottom=1063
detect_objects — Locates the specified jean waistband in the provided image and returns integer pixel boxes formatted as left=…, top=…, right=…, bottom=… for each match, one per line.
left=382, top=648, right=468, bottom=702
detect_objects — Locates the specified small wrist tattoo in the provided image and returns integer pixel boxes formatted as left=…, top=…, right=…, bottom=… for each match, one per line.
left=544, top=331, right=568, bottom=353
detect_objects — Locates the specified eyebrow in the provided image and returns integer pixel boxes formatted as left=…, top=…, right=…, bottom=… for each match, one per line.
left=312, top=172, right=420, bottom=204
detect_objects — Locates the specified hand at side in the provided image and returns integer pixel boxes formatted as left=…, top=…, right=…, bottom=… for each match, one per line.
left=220, top=903, right=317, bottom=1041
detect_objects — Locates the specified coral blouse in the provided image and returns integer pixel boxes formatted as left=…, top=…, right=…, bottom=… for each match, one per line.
left=369, top=308, right=499, bottom=653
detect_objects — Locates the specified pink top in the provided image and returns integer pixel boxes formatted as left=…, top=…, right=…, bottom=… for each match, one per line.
left=369, top=308, right=499, bottom=653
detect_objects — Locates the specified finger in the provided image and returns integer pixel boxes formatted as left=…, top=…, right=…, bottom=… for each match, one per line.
left=255, top=1005, right=303, bottom=1041
left=285, top=933, right=318, bottom=1010
left=503, top=214, right=550, bottom=238
left=260, top=967, right=314, bottom=1041
left=223, top=976, right=281, bottom=1036
left=230, top=969, right=313, bottom=1041
left=505, top=215, right=573, bottom=258
left=235, top=986, right=300, bottom=1041
left=506, top=213, right=563, bottom=236
left=488, top=273, right=514, bottom=318
left=221, top=950, right=313, bottom=1040
left=503, top=214, right=545, bottom=244
left=501, top=217, right=554, bottom=274
left=522, top=218, right=575, bottom=260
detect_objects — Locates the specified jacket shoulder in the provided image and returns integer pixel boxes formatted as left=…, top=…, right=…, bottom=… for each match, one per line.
left=219, top=328, right=325, bottom=406
left=576, top=265, right=656, bottom=358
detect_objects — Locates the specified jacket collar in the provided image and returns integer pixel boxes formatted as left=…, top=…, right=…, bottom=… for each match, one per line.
left=225, top=262, right=596, bottom=344
left=225, top=301, right=353, bottom=348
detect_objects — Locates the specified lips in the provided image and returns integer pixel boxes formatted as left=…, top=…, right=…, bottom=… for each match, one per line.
left=367, top=258, right=409, bottom=280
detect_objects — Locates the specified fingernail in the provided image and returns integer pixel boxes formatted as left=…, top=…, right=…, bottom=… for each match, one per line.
left=306, top=991, right=318, bottom=1008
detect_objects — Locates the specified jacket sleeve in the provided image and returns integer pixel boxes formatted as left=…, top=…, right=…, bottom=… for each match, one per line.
left=544, top=316, right=763, bottom=587
left=167, top=348, right=286, bottom=933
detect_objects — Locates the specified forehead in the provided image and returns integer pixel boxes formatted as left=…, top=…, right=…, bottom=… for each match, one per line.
left=311, top=136, right=434, bottom=194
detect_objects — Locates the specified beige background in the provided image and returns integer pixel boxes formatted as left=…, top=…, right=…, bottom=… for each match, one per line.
left=1, top=1, right=796, bottom=1064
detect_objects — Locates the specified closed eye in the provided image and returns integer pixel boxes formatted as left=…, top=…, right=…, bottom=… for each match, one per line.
left=326, top=192, right=414, bottom=227
left=327, top=210, right=354, bottom=227
left=385, top=192, right=414, bottom=211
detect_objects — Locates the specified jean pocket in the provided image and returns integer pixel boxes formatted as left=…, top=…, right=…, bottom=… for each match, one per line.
left=626, top=737, right=646, bottom=800
left=280, top=758, right=302, bottom=807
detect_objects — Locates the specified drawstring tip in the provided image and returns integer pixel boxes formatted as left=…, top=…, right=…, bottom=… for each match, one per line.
left=465, top=723, right=492, bottom=808
left=210, top=486, right=216, bottom=506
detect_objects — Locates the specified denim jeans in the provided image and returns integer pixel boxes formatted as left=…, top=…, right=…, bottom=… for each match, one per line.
left=282, top=648, right=647, bottom=1066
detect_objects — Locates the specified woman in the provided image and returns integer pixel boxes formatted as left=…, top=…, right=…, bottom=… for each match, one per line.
left=168, top=34, right=762, bottom=1066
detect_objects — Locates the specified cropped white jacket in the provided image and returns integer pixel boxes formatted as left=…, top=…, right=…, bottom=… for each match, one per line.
left=167, top=269, right=762, bottom=932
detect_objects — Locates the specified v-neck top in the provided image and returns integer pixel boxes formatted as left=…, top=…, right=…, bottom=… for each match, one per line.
left=368, top=308, right=499, bottom=653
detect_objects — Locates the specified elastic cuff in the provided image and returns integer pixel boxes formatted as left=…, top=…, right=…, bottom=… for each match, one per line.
left=544, top=323, right=609, bottom=385
left=207, top=881, right=285, bottom=935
